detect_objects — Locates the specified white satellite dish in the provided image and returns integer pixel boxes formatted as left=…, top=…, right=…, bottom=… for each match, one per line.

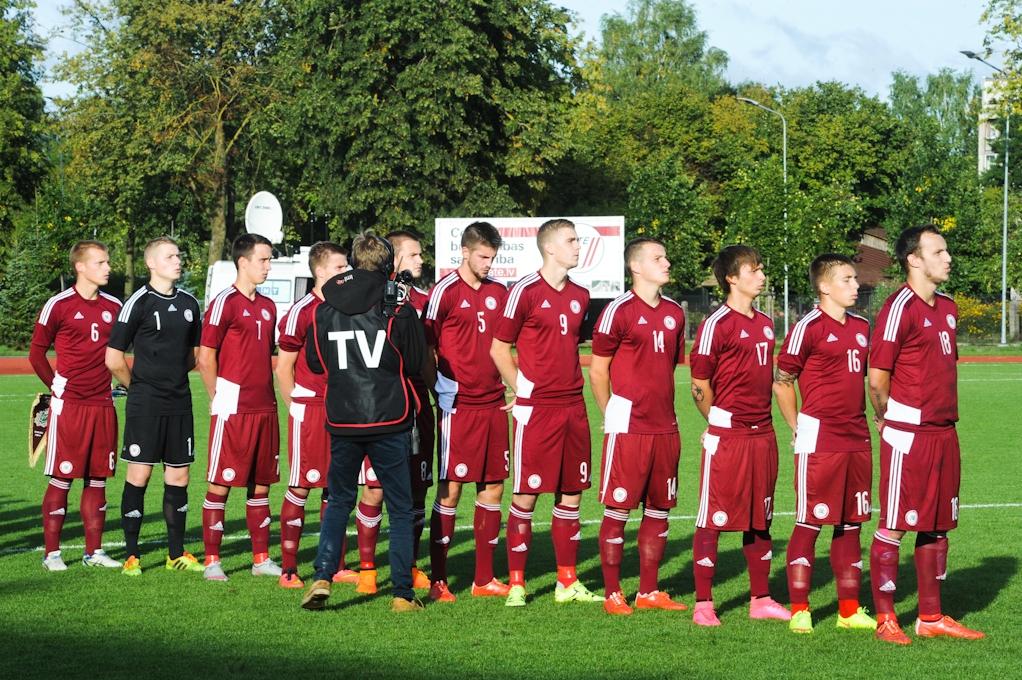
left=244, top=191, right=284, bottom=244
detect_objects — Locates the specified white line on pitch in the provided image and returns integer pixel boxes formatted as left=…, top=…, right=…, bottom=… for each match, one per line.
left=4, top=502, right=1020, bottom=556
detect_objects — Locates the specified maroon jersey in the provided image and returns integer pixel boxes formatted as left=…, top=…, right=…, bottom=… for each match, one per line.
left=201, top=286, right=277, bottom=414
left=406, top=286, right=429, bottom=316
left=31, top=287, right=122, bottom=404
left=425, top=271, right=508, bottom=409
left=777, top=307, right=871, bottom=451
left=277, top=292, right=325, bottom=404
left=690, top=304, right=775, bottom=429
left=493, top=272, right=589, bottom=405
left=591, top=291, right=685, bottom=434
left=870, top=285, right=958, bottom=429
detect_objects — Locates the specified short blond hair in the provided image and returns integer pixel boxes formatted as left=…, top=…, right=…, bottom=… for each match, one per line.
left=69, top=240, right=108, bottom=270
left=350, top=231, right=392, bottom=273
left=536, top=218, right=574, bottom=252
left=144, top=236, right=178, bottom=261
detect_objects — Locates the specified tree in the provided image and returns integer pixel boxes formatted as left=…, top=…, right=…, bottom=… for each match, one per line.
left=0, top=0, right=48, bottom=236
left=268, top=0, right=579, bottom=247
left=56, top=0, right=283, bottom=286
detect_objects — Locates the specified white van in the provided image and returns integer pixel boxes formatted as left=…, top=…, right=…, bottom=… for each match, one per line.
left=204, top=246, right=316, bottom=321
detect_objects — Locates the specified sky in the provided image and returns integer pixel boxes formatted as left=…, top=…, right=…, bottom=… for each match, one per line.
left=31, top=0, right=999, bottom=100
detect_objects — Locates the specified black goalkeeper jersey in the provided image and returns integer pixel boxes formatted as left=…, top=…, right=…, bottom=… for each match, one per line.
left=108, top=284, right=202, bottom=416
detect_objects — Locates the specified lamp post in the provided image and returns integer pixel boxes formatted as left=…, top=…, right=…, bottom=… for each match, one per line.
left=962, top=50, right=1010, bottom=345
left=738, top=96, right=789, bottom=334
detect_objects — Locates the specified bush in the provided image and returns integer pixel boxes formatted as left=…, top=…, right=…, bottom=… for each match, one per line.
left=0, top=231, right=57, bottom=350
left=955, top=294, right=1000, bottom=340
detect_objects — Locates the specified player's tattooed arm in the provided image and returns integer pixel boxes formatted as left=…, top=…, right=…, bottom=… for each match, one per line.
left=772, top=367, right=799, bottom=434
left=690, top=377, right=713, bottom=421
left=867, top=367, right=891, bottom=431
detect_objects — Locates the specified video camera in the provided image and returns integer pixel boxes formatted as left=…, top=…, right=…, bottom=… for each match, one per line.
left=383, top=269, right=414, bottom=316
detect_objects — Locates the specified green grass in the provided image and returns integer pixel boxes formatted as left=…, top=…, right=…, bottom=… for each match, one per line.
left=1, top=365, right=1019, bottom=679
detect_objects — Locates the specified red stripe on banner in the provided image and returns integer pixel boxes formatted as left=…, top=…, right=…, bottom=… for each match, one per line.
left=494, top=225, right=622, bottom=238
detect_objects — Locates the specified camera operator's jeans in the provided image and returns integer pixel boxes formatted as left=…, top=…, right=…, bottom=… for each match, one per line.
left=313, top=430, right=414, bottom=600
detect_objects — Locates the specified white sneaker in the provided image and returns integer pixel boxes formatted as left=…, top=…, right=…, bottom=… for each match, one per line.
left=204, top=561, right=229, bottom=582
left=43, top=550, right=68, bottom=571
left=252, top=557, right=283, bottom=577
left=82, top=549, right=121, bottom=568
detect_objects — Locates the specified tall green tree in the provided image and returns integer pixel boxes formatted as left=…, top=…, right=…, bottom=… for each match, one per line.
left=549, top=0, right=728, bottom=286
left=56, top=0, right=283, bottom=287
left=0, top=0, right=47, bottom=236
left=268, top=0, right=578, bottom=246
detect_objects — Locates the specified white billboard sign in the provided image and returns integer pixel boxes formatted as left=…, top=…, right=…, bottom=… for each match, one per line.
left=434, top=216, right=625, bottom=299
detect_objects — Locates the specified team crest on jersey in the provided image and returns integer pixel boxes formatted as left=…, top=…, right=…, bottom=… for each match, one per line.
left=904, top=510, right=918, bottom=527
left=763, top=326, right=774, bottom=340
left=856, top=333, right=868, bottom=348
left=484, top=296, right=497, bottom=310
left=570, top=300, right=582, bottom=315
left=306, top=470, right=321, bottom=484
left=101, top=311, right=113, bottom=323
left=184, top=309, right=194, bottom=322
left=59, top=461, right=73, bottom=475
left=813, top=503, right=830, bottom=520
left=528, top=474, right=542, bottom=489
left=612, top=487, right=628, bottom=503
left=455, top=463, right=469, bottom=478
left=711, top=511, right=729, bottom=527
left=261, top=308, right=271, bottom=321
left=222, top=468, right=236, bottom=482
left=946, top=314, right=956, bottom=329
left=664, top=316, right=677, bottom=330
left=129, top=444, right=141, bottom=458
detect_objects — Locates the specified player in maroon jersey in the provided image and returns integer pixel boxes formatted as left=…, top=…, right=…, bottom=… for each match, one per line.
left=867, top=225, right=984, bottom=644
left=590, top=238, right=688, bottom=616
left=197, top=233, right=281, bottom=582
left=349, top=230, right=435, bottom=594
left=275, top=242, right=350, bottom=589
left=689, top=245, right=790, bottom=626
left=31, top=240, right=122, bottom=570
left=491, top=218, right=602, bottom=606
left=774, top=254, right=876, bottom=634
left=424, top=222, right=512, bottom=602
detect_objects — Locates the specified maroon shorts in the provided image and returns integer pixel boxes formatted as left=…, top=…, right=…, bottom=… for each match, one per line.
left=879, top=426, right=960, bottom=532
left=286, top=401, right=329, bottom=489
left=437, top=405, right=510, bottom=483
left=511, top=400, right=591, bottom=495
left=359, top=407, right=435, bottom=493
left=44, top=398, right=117, bottom=479
left=695, top=427, right=778, bottom=531
left=598, top=431, right=680, bottom=510
left=793, top=449, right=872, bottom=525
left=207, top=412, right=280, bottom=487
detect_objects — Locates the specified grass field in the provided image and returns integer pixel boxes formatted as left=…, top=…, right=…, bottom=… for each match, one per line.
left=1, top=365, right=1019, bottom=679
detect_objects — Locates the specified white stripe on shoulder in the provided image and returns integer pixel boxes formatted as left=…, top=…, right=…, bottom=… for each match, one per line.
left=697, top=305, right=731, bottom=355
left=936, top=291, right=955, bottom=301
left=425, top=271, right=460, bottom=321
left=786, top=308, right=822, bottom=356
left=503, top=272, right=541, bottom=319
left=882, top=287, right=914, bottom=342
left=208, top=287, right=237, bottom=327
left=99, top=291, right=122, bottom=307
left=284, top=293, right=316, bottom=336
left=117, top=287, right=148, bottom=322
left=596, top=291, right=634, bottom=335
left=38, top=289, right=76, bottom=326
left=661, top=295, right=685, bottom=311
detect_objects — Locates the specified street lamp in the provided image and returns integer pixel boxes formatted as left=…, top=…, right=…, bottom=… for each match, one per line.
left=962, top=50, right=1010, bottom=345
left=738, top=96, right=790, bottom=334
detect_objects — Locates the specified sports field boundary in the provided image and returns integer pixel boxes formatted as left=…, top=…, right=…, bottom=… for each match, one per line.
left=2, top=354, right=1021, bottom=375
left=5, top=502, right=1019, bottom=557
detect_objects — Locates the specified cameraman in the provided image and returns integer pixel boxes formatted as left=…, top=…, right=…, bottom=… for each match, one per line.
left=300, top=232, right=427, bottom=613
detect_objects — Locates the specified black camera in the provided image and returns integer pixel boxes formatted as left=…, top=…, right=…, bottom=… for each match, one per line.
left=383, top=270, right=415, bottom=315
